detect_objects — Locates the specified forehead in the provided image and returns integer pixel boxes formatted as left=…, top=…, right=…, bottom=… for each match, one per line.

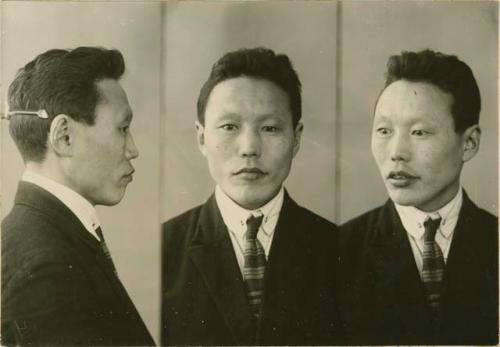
left=94, top=79, right=132, bottom=122
left=375, top=80, right=454, bottom=124
left=205, top=76, right=291, bottom=121
left=96, top=78, right=129, bottom=105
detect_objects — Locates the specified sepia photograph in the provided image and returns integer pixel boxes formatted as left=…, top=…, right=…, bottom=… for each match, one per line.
left=1, top=1, right=498, bottom=346
left=1, top=2, right=162, bottom=345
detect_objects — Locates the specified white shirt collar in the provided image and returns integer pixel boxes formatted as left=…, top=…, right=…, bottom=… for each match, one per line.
left=22, top=170, right=101, bottom=240
left=215, top=185, right=284, bottom=238
left=395, top=188, right=463, bottom=240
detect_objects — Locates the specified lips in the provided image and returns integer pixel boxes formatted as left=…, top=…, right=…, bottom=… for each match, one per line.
left=122, top=169, right=135, bottom=182
left=386, top=170, right=419, bottom=188
left=235, top=167, right=265, bottom=175
left=233, top=167, right=267, bottom=180
left=387, top=170, right=418, bottom=180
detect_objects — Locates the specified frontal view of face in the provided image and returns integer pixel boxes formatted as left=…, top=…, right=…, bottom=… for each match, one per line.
left=68, top=78, right=139, bottom=206
left=198, top=76, right=301, bottom=210
left=372, top=80, right=475, bottom=212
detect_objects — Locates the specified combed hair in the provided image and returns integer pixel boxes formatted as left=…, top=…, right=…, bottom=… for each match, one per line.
left=197, top=47, right=302, bottom=127
left=383, top=49, right=480, bottom=133
left=8, top=46, right=125, bottom=162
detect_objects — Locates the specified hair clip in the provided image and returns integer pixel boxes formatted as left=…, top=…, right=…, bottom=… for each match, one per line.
left=2, top=109, right=49, bottom=120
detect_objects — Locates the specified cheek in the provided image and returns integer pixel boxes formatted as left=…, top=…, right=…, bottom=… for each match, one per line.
left=206, top=133, right=228, bottom=151
left=204, top=138, right=231, bottom=175
left=419, top=142, right=456, bottom=173
left=268, top=136, right=294, bottom=156
left=371, top=141, right=385, bottom=164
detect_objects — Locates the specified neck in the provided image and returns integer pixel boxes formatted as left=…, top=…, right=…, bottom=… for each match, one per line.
left=26, top=159, right=75, bottom=195
left=415, top=182, right=461, bottom=213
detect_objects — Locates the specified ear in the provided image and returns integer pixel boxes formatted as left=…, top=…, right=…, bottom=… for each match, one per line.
left=48, top=114, right=73, bottom=157
left=461, top=124, right=481, bottom=163
left=195, top=121, right=207, bottom=157
left=292, top=122, right=304, bottom=157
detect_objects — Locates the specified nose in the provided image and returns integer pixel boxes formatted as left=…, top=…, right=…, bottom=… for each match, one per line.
left=238, top=127, right=261, bottom=158
left=390, top=132, right=410, bottom=162
left=125, top=132, right=139, bottom=160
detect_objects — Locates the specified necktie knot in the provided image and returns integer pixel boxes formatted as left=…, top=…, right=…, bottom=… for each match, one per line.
left=423, top=217, right=441, bottom=241
left=246, top=215, right=264, bottom=240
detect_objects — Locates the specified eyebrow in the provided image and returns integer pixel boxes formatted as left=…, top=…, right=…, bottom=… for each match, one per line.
left=220, top=111, right=286, bottom=120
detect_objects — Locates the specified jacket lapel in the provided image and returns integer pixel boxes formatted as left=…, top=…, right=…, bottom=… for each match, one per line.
left=188, top=195, right=255, bottom=344
left=261, top=192, right=309, bottom=324
left=441, top=191, right=494, bottom=315
left=14, top=181, right=101, bottom=254
left=14, top=182, right=154, bottom=343
left=367, top=200, right=430, bottom=334
left=16, top=182, right=129, bottom=297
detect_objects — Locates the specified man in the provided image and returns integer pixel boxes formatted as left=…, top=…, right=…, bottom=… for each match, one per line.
left=162, top=47, right=341, bottom=345
left=339, top=50, right=498, bottom=345
left=2, top=47, right=155, bottom=346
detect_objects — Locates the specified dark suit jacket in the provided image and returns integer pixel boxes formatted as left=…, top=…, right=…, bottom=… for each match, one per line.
left=1, top=181, right=155, bottom=346
left=339, top=191, right=498, bottom=345
left=162, top=192, right=342, bottom=346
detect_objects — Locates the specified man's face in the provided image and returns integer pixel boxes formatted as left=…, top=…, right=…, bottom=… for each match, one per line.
left=68, top=79, right=138, bottom=206
left=197, top=76, right=302, bottom=210
left=372, top=80, right=475, bottom=212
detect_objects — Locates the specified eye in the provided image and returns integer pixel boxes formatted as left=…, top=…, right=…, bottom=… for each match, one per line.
left=120, top=125, right=130, bottom=134
left=219, top=124, right=238, bottom=131
left=262, top=125, right=280, bottom=133
left=411, top=129, right=430, bottom=137
left=376, top=127, right=392, bottom=137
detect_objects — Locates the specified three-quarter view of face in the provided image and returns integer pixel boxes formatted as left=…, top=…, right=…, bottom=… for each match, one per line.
left=196, top=76, right=302, bottom=210
left=68, top=79, right=139, bottom=206
left=372, top=80, right=478, bottom=212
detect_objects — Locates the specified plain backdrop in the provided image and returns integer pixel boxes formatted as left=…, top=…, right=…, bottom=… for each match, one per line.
left=1, top=2, right=162, bottom=343
left=339, top=1, right=498, bottom=223
left=161, top=1, right=338, bottom=223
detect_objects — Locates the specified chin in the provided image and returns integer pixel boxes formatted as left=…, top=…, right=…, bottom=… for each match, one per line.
left=387, top=191, right=420, bottom=207
left=243, top=193, right=276, bottom=210
left=96, top=199, right=121, bottom=207
left=96, top=192, right=126, bottom=206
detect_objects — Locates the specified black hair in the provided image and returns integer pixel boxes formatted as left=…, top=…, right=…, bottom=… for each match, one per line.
left=8, top=46, right=125, bottom=162
left=197, top=47, right=302, bottom=127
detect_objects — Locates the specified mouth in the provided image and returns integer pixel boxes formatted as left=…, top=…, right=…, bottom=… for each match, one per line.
left=233, top=167, right=267, bottom=180
left=122, top=169, right=135, bottom=182
left=386, top=170, right=419, bottom=187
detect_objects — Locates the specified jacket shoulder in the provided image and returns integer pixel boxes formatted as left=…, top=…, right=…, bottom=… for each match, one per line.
left=338, top=204, right=388, bottom=257
left=293, top=203, right=337, bottom=232
left=471, top=205, right=498, bottom=230
left=162, top=204, right=204, bottom=247
left=465, top=201, right=498, bottom=245
left=340, top=205, right=385, bottom=234
left=2, top=204, right=75, bottom=261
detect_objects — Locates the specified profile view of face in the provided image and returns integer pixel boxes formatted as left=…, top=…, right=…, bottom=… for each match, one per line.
left=67, top=78, right=139, bottom=206
left=197, top=76, right=302, bottom=210
left=371, top=80, right=478, bottom=212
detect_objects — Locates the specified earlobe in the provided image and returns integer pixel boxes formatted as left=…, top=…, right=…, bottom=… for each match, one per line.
left=49, top=114, right=73, bottom=157
left=462, top=124, right=481, bottom=162
left=292, top=122, right=304, bottom=157
left=195, top=121, right=206, bottom=156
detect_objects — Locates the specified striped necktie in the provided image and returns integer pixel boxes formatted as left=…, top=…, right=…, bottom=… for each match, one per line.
left=243, top=215, right=266, bottom=319
left=421, top=217, right=444, bottom=320
left=95, top=226, right=118, bottom=275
